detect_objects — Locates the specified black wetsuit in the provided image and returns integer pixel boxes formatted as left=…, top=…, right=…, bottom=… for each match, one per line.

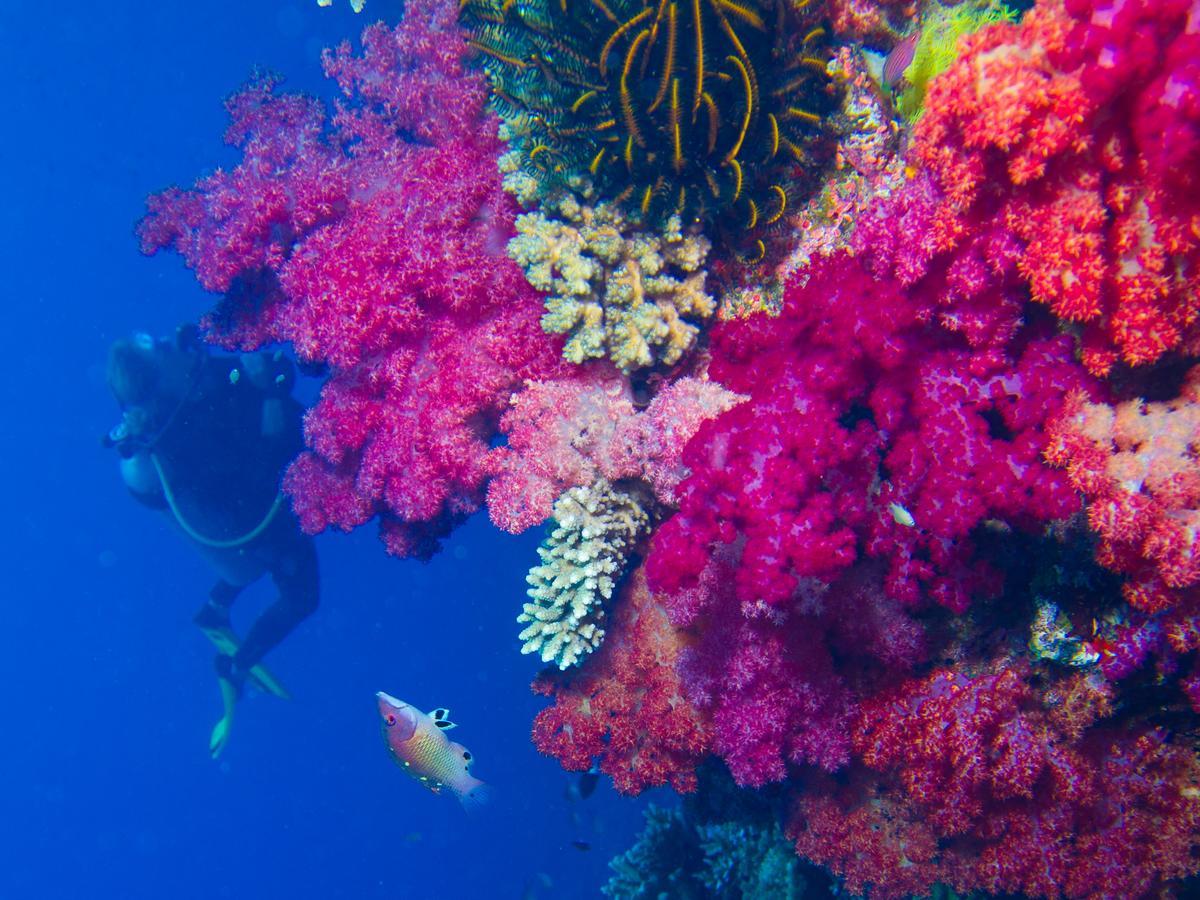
left=125, top=349, right=318, bottom=672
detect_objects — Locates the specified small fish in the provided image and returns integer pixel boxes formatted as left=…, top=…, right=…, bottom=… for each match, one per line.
left=882, top=29, right=921, bottom=89
left=888, top=501, right=916, bottom=528
left=377, top=692, right=490, bottom=812
left=571, top=840, right=592, bottom=852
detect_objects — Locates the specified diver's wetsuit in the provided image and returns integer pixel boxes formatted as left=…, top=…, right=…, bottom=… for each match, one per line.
left=123, top=348, right=318, bottom=674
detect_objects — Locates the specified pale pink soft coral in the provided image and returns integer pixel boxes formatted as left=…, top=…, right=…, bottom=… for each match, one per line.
left=488, top=368, right=741, bottom=533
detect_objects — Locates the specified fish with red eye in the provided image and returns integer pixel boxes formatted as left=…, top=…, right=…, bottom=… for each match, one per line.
left=376, top=692, right=491, bottom=812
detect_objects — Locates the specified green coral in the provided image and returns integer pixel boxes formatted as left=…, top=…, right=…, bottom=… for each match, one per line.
left=695, top=822, right=806, bottom=899
left=518, top=479, right=651, bottom=670
left=603, top=766, right=814, bottom=900
left=508, top=189, right=714, bottom=372
left=604, top=806, right=706, bottom=900
left=895, top=0, right=1019, bottom=121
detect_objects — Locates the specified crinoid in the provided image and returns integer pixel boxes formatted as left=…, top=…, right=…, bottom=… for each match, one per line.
left=461, top=0, right=841, bottom=258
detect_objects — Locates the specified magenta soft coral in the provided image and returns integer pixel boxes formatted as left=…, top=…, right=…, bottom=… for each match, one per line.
left=138, top=1, right=564, bottom=556
left=648, top=252, right=1084, bottom=614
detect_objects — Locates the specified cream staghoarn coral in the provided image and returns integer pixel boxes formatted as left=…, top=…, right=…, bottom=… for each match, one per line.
left=506, top=182, right=714, bottom=374
left=518, top=479, right=650, bottom=670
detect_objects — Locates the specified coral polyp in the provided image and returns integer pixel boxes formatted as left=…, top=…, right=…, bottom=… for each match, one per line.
left=460, top=0, right=841, bottom=249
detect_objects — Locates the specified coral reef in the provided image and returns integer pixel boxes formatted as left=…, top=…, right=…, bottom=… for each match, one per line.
left=508, top=194, right=715, bottom=371
left=147, top=1, right=1200, bottom=896
left=518, top=479, right=651, bottom=669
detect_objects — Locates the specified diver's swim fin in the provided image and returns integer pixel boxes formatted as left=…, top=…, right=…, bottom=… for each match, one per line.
left=209, top=674, right=239, bottom=759
left=197, top=623, right=291, bottom=701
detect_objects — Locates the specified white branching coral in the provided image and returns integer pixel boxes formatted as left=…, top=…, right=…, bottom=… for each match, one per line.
left=517, top=479, right=650, bottom=669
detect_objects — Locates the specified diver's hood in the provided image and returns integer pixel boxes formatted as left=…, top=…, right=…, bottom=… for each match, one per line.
left=104, top=324, right=206, bottom=455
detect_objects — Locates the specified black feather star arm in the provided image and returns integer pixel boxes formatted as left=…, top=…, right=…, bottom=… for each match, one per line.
left=460, top=0, right=842, bottom=257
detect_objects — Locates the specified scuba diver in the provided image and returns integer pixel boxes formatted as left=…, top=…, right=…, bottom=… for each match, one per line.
left=104, top=325, right=319, bottom=758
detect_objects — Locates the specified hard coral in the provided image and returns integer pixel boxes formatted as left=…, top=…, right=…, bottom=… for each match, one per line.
left=518, top=479, right=651, bottom=669
left=508, top=194, right=714, bottom=371
left=139, top=1, right=565, bottom=556
left=531, top=566, right=708, bottom=794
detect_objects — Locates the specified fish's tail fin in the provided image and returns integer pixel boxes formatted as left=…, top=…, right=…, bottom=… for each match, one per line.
left=458, top=777, right=492, bottom=814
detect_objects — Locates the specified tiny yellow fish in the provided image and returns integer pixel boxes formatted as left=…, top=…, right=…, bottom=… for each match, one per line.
left=377, top=692, right=490, bottom=812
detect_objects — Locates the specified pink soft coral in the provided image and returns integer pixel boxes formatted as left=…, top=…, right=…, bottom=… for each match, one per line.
left=139, top=2, right=564, bottom=556
left=487, top=369, right=740, bottom=534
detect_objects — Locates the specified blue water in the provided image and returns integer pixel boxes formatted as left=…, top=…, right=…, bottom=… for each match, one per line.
left=1, top=3, right=652, bottom=896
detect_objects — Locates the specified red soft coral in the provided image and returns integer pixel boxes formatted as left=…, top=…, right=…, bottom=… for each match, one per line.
left=910, top=0, right=1200, bottom=376
left=794, top=661, right=1200, bottom=899
left=1046, top=366, right=1200, bottom=613
left=530, top=568, right=708, bottom=795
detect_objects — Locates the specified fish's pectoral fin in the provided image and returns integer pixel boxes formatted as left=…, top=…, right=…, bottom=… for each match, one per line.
left=429, top=707, right=457, bottom=729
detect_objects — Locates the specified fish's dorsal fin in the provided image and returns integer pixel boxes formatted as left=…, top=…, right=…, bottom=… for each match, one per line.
left=429, top=707, right=456, bottom=730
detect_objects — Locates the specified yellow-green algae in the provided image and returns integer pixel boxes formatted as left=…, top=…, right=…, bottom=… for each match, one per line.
left=895, top=0, right=1019, bottom=122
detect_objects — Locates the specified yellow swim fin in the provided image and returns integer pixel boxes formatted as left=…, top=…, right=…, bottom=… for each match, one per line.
left=209, top=674, right=239, bottom=759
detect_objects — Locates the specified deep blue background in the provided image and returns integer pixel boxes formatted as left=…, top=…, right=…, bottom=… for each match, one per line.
left=1, top=3, right=654, bottom=896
